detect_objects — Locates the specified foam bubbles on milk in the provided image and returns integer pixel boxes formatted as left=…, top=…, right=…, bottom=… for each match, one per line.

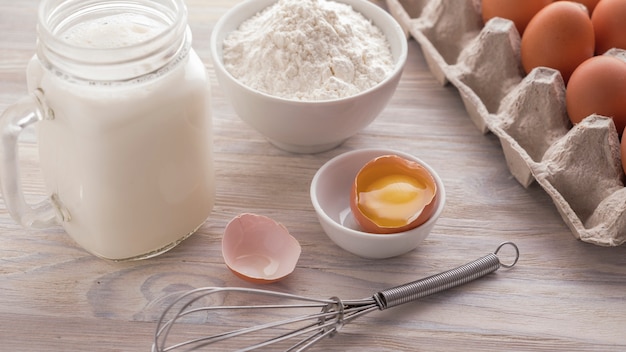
left=61, top=13, right=166, bottom=48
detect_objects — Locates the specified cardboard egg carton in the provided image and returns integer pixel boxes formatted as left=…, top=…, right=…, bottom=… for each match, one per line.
left=386, top=0, right=626, bottom=246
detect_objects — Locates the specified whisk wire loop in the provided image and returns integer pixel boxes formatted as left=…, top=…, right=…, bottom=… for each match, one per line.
left=153, top=287, right=338, bottom=352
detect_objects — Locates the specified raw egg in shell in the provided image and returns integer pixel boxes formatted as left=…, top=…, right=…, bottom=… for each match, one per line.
left=559, top=0, right=602, bottom=14
left=592, top=0, right=626, bottom=55
left=481, top=0, right=552, bottom=36
left=521, top=1, right=595, bottom=83
left=350, top=155, right=438, bottom=234
left=222, top=213, right=301, bottom=284
left=566, top=55, right=626, bottom=136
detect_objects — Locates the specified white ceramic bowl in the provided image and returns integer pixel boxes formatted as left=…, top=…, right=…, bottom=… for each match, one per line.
left=310, top=148, right=446, bottom=259
left=210, top=0, right=408, bottom=153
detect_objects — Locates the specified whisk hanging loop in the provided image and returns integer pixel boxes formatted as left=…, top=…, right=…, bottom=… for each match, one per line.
left=152, top=241, right=519, bottom=352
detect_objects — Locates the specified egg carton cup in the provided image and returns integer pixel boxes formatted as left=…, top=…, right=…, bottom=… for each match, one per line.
left=386, top=0, right=626, bottom=246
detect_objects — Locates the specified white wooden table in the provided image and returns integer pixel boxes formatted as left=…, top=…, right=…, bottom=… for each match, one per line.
left=1, top=1, right=625, bottom=351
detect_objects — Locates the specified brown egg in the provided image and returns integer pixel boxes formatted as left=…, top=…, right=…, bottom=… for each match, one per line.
left=521, top=1, right=595, bottom=83
left=481, top=0, right=552, bottom=35
left=621, top=129, right=626, bottom=175
left=566, top=55, right=626, bottom=136
left=558, top=0, right=601, bottom=13
left=350, top=155, right=437, bottom=234
left=592, top=0, right=626, bottom=55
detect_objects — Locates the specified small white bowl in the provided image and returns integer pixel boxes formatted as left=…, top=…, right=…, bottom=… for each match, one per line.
left=310, top=148, right=446, bottom=259
left=210, top=0, right=408, bottom=153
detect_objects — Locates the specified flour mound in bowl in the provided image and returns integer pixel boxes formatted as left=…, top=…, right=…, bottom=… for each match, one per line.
left=222, top=0, right=394, bottom=101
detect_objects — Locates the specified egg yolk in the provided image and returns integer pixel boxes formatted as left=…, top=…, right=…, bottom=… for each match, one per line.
left=357, top=174, right=432, bottom=227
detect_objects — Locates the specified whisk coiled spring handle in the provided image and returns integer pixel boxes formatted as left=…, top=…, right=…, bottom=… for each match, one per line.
left=374, top=241, right=519, bottom=309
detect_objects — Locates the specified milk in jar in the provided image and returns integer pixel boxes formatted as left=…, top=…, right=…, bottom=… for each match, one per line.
left=20, top=1, right=215, bottom=260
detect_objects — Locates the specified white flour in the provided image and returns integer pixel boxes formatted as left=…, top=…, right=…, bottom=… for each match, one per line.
left=222, top=0, right=394, bottom=101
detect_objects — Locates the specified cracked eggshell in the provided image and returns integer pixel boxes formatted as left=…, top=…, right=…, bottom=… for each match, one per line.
left=222, top=213, right=301, bottom=283
left=385, top=0, right=626, bottom=246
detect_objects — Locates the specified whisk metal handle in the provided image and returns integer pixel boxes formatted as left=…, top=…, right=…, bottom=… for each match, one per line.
left=373, top=241, right=519, bottom=310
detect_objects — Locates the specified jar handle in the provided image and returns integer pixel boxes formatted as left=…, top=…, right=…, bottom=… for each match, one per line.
left=0, top=89, right=60, bottom=228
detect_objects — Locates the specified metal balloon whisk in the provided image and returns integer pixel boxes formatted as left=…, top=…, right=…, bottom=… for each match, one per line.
left=152, top=242, right=519, bottom=352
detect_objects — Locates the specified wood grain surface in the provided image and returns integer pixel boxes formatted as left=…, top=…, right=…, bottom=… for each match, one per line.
left=1, top=1, right=625, bottom=351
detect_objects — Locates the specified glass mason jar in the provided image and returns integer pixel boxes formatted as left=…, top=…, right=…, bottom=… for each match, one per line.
left=0, top=0, right=215, bottom=261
